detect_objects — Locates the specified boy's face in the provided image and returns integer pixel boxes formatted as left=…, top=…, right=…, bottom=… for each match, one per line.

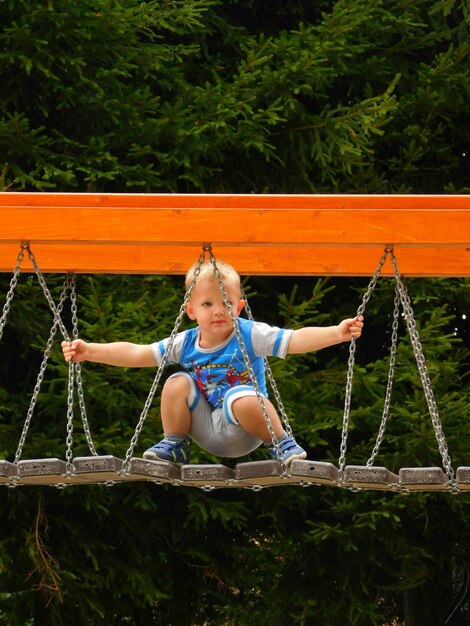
left=186, top=277, right=244, bottom=344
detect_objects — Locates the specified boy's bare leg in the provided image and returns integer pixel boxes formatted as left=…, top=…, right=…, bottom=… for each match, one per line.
left=231, top=396, right=285, bottom=442
left=160, top=376, right=192, bottom=436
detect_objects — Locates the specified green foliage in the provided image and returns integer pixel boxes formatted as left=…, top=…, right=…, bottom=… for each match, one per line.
left=1, top=0, right=469, bottom=193
left=0, top=0, right=214, bottom=191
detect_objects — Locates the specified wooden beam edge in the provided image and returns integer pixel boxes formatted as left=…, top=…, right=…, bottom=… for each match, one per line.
left=0, top=244, right=468, bottom=276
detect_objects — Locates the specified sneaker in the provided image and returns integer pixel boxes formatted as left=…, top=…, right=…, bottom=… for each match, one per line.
left=268, top=436, right=307, bottom=467
left=143, top=438, right=191, bottom=464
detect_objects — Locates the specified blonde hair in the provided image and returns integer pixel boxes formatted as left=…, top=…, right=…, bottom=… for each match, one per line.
left=185, top=259, right=241, bottom=293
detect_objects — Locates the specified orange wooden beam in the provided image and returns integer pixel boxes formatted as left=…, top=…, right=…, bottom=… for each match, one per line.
left=0, top=193, right=469, bottom=276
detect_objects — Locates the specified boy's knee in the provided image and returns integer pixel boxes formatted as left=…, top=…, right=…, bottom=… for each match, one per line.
left=232, top=395, right=258, bottom=411
left=162, top=374, right=191, bottom=400
left=231, top=394, right=270, bottom=421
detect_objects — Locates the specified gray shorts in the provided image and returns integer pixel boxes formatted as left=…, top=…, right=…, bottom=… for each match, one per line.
left=168, top=372, right=263, bottom=457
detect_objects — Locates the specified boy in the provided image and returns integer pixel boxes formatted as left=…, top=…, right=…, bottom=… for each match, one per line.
left=62, top=260, right=363, bottom=467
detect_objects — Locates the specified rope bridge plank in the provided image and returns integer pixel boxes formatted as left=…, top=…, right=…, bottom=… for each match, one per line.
left=2, top=456, right=470, bottom=492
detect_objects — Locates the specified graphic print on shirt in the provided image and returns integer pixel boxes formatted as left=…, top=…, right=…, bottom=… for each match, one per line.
left=189, top=348, right=250, bottom=409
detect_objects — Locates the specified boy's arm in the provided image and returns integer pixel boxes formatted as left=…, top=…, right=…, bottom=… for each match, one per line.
left=61, top=339, right=156, bottom=367
left=286, top=316, right=364, bottom=355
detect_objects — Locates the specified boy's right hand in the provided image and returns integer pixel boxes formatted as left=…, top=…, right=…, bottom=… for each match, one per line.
left=61, top=339, right=88, bottom=363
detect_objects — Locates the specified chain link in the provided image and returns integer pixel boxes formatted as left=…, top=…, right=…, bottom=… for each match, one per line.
left=389, top=250, right=457, bottom=493
left=120, top=249, right=207, bottom=474
left=242, top=294, right=293, bottom=438
left=120, top=245, right=290, bottom=477
left=120, top=245, right=289, bottom=477
left=366, top=285, right=400, bottom=466
left=69, top=275, right=98, bottom=456
left=7, top=246, right=95, bottom=473
left=0, top=244, right=26, bottom=341
left=27, top=246, right=74, bottom=474
left=14, top=275, right=72, bottom=463
left=338, top=248, right=390, bottom=479
left=25, top=245, right=70, bottom=342
left=23, top=245, right=98, bottom=472
left=338, top=246, right=457, bottom=494
left=207, top=248, right=288, bottom=475
left=65, top=360, right=75, bottom=476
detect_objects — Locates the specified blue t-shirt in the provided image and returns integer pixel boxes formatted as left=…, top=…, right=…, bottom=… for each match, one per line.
left=151, top=317, right=292, bottom=410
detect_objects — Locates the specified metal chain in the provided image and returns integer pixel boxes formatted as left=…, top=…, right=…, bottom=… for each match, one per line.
left=23, top=245, right=79, bottom=473
left=207, top=248, right=288, bottom=475
left=26, top=246, right=80, bottom=475
left=0, top=244, right=26, bottom=341
left=242, top=293, right=293, bottom=438
left=14, top=275, right=72, bottom=464
left=69, top=275, right=98, bottom=456
left=120, top=249, right=207, bottom=474
left=389, top=250, right=457, bottom=492
left=366, top=284, right=400, bottom=466
left=338, top=247, right=390, bottom=479
left=9, top=246, right=90, bottom=475
left=25, top=245, right=70, bottom=342
left=65, top=360, right=75, bottom=476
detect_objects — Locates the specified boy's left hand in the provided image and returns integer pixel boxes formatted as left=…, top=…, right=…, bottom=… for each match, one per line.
left=338, top=316, right=364, bottom=341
